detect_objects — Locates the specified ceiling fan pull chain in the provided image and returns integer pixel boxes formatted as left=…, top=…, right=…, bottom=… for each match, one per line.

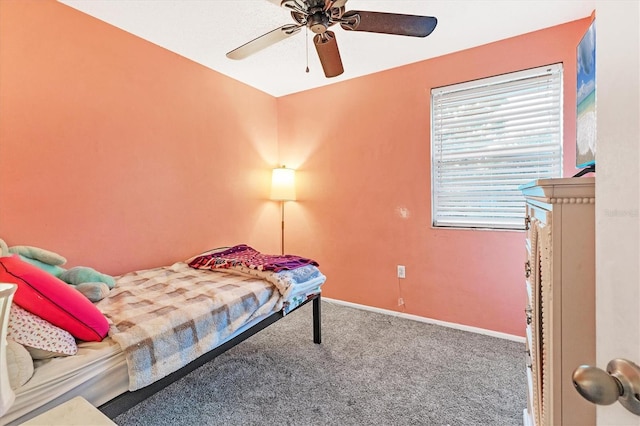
left=305, top=28, right=310, bottom=73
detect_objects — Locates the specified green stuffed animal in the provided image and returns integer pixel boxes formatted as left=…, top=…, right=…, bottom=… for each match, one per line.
left=0, top=238, right=115, bottom=302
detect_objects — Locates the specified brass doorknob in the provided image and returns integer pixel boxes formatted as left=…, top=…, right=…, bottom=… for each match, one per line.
left=572, top=359, right=640, bottom=416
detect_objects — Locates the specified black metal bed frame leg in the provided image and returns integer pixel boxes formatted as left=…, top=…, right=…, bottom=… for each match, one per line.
left=313, top=295, right=321, bottom=344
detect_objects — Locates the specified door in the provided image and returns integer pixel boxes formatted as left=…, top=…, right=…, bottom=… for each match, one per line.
left=594, top=1, right=639, bottom=424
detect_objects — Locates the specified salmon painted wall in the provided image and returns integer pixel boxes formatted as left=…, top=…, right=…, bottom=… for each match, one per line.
left=0, top=0, right=281, bottom=275
left=277, top=18, right=593, bottom=336
left=0, top=0, right=592, bottom=337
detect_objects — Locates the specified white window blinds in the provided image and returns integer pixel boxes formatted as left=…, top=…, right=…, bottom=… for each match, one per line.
left=431, top=64, right=563, bottom=230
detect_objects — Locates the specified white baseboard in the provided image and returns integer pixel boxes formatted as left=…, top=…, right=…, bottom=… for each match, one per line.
left=322, top=297, right=525, bottom=343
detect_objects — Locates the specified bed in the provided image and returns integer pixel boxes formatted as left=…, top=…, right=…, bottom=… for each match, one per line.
left=0, top=245, right=325, bottom=425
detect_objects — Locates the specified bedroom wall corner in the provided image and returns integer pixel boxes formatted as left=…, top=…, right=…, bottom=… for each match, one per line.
left=275, top=17, right=593, bottom=337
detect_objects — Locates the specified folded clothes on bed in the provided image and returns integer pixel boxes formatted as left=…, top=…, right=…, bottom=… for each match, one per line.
left=188, top=244, right=318, bottom=272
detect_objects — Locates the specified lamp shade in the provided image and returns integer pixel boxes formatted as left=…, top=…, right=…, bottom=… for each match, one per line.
left=270, top=166, right=296, bottom=201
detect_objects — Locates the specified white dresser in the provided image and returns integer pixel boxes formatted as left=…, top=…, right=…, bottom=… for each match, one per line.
left=520, top=177, right=596, bottom=426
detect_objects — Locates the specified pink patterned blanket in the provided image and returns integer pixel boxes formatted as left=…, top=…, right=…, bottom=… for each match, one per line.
left=188, top=244, right=318, bottom=272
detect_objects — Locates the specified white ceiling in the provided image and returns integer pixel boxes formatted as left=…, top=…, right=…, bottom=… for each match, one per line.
left=58, top=0, right=595, bottom=97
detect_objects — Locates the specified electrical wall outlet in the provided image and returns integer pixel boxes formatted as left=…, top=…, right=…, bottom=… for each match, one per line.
left=397, top=265, right=406, bottom=279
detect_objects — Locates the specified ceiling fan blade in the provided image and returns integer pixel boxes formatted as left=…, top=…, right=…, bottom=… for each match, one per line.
left=324, top=0, right=348, bottom=10
left=226, top=24, right=302, bottom=60
left=313, top=31, right=344, bottom=78
left=340, top=10, right=437, bottom=37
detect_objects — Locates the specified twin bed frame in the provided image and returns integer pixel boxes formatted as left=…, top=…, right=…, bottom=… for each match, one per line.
left=98, top=294, right=322, bottom=419
left=2, top=249, right=325, bottom=425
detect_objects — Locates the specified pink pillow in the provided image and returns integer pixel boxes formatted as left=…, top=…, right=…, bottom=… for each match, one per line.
left=0, top=255, right=108, bottom=342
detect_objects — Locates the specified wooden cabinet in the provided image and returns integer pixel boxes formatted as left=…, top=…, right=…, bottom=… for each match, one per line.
left=520, top=177, right=596, bottom=426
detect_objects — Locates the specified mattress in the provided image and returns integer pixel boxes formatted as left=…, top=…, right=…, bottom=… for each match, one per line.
left=3, top=339, right=127, bottom=425
left=2, top=263, right=324, bottom=425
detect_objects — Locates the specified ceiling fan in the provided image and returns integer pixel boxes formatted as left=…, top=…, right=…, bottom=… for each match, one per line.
left=226, top=0, right=438, bottom=78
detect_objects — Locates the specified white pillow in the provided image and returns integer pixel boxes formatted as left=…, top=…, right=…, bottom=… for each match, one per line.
left=6, top=339, right=33, bottom=389
left=7, top=305, right=78, bottom=359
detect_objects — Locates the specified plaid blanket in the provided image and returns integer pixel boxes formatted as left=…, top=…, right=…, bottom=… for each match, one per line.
left=96, top=262, right=281, bottom=391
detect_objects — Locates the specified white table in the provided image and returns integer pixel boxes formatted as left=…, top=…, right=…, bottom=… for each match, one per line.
left=21, top=397, right=116, bottom=426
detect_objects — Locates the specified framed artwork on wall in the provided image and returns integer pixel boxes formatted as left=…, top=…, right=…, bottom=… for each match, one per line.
left=576, top=18, right=596, bottom=170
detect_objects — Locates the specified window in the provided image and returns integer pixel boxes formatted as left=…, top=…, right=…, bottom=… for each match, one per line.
left=431, top=64, right=563, bottom=230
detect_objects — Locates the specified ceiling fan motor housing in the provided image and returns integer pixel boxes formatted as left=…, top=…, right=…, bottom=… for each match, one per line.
left=307, top=9, right=329, bottom=33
